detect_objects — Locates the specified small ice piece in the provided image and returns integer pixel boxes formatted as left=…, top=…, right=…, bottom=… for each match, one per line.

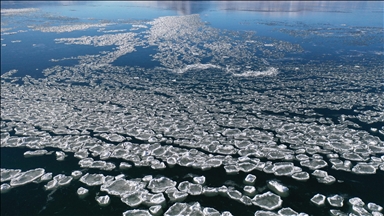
left=227, top=189, right=242, bottom=201
left=222, top=211, right=234, bottom=216
left=327, top=194, right=344, bottom=207
left=244, top=174, right=257, bottom=185
left=252, top=191, right=283, bottom=210
left=1, top=169, right=21, bottom=182
left=149, top=205, right=163, bottom=216
left=142, top=175, right=153, bottom=182
left=203, top=207, right=221, bottom=216
left=310, top=194, right=326, bottom=206
left=300, top=159, right=328, bottom=170
left=352, top=205, right=371, bottom=215
left=77, top=187, right=89, bottom=198
left=23, top=150, right=48, bottom=157
left=291, top=172, right=310, bottom=181
left=311, top=170, right=328, bottom=178
left=193, top=176, right=206, bottom=185
left=351, top=163, right=376, bottom=174
left=164, top=203, right=190, bottom=216
left=123, top=209, right=151, bottom=216
left=79, top=173, right=106, bottom=186
left=278, top=207, right=298, bottom=216
left=348, top=197, right=365, bottom=206
left=121, top=191, right=144, bottom=207
left=119, top=162, right=132, bottom=170
left=168, top=190, right=188, bottom=202
left=224, top=165, right=239, bottom=175
left=146, top=193, right=166, bottom=207
left=368, top=203, right=383, bottom=212
left=44, top=179, right=58, bottom=190
left=57, top=175, right=73, bottom=186
left=240, top=195, right=253, bottom=206
left=71, top=170, right=82, bottom=179
left=372, top=212, right=383, bottom=216
left=267, top=180, right=289, bottom=197
left=101, top=179, right=143, bottom=197
left=317, top=175, right=336, bottom=185
left=254, top=210, right=279, bottom=215
left=1, top=183, right=11, bottom=193
left=10, top=168, right=45, bottom=187
left=55, top=151, right=66, bottom=161
left=203, top=187, right=218, bottom=197
left=188, top=183, right=203, bottom=196
left=40, top=173, right=52, bottom=182
left=243, top=185, right=256, bottom=196
left=147, top=177, right=176, bottom=193
left=329, top=209, right=347, bottom=216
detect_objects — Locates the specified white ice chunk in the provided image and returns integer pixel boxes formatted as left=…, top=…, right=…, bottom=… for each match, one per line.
left=80, top=173, right=106, bottom=186
left=101, top=179, right=144, bottom=196
left=149, top=205, right=163, bottom=216
left=310, top=194, right=326, bottom=206
left=252, top=191, right=283, bottom=210
left=278, top=207, right=298, bottom=216
left=203, top=207, right=221, bottom=216
left=122, top=209, right=151, bottom=216
left=121, top=191, right=144, bottom=207
left=267, top=180, right=289, bottom=197
left=71, top=170, right=82, bottom=179
left=244, top=174, right=257, bottom=185
left=23, top=150, right=48, bottom=157
left=1, top=169, right=21, bottom=182
left=147, top=177, right=176, bottom=193
left=0, top=183, right=11, bottom=193
left=243, top=185, right=256, bottom=196
left=254, top=210, right=279, bottom=216
left=327, top=194, right=344, bottom=207
left=352, top=163, right=376, bottom=174
left=77, top=187, right=89, bottom=198
left=368, top=203, right=383, bottom=212
left=193, top=176, right=206, bottom=185
left=10, top=168, right=45, bottom=187
left=291, top=172, right=310, bottom=181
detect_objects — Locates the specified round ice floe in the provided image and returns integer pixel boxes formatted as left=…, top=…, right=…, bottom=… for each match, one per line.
left=224, top=165, right=239, bottom=175
left=310, top=194, right=326, bottom=206
left=317, top=175, right=336, bottom=185
left=273, top=164, right=300, bottom=176
left=202, top=186, right=218, bottom=197
left=80, top=173, right=106, bottom=186
left=193, top=176, right=206, bottom=185
left=243, top=185, right=256, bottom=196
left=149, top=205, right=163, bottom=216
left=101, top=179, right=144, bottom=197
left=1, top=183, right=11, bottom=193
left=244, top=174, right=257, bottom=185
left=368, top=203, right=383, bottom=212
left=1, top=168, right=21, bottom=182
left=76, top=186, right=88, bottom=197
left=71, top=170, right=82, bottom=179
left=119, top=162, right=132, bottom=170
left=278, top=207, right=298, bottom=216
left=23, top=150, right=48, bottom=157
left=254, top=210, right=279, bottom=216
left=121, top=191, right=144, bottom=207
left=252, top=191, right=283, bottom=210
left=300, top=159, right=328, bottom=170
left=203, top=207, right=221, bottom=216
left=188, top=183, right=203, bottom=196
left=267, top=180, right=289, bottom=197
left=10, top=168, right=45, bottom=187
left=327, top=194, right=344, bottom=207
left=351, top=163, right=376, bottom=174
left=147, top=177, right=176, bottom=193
left=44, top=179, right=57, bottom=190
left=122, top=209, right=151, bottom=216
left=348, top=197, right=365, bottom=206
left=291, top=172, right=310, bottom=181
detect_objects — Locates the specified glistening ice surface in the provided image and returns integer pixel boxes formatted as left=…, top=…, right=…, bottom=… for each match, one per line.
left=1, top=1, right=383, bottom=216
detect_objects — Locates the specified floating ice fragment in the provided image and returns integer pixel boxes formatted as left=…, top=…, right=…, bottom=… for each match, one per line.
left=77, top=187, right=89, bottom=198
left=310, top=194, right=326, bottom=206
left=311, top=170, right=328, bottom=178
left=203, top=207, right=221, bottom=216
left=121, top=191, right=144, bottom=207
left=122, top=209, right=151, bottom=216
left=44, top=179, right=58, bottom=190
left=80, top=173, right=106, bottom=186
left=24, top=150, right=48, bottom=157
left=101, top=179, right=143, bottom=197
left=0, top=183, right=11, bottom=193
left=300, top=159, right=328, bottom=170
left=291, top=172, right=310, bottom=181
left=317, top=175, right=336, bottom=185
left=149, top=205, right=163, bottom=216
left=252, top=191, right=283, bottom=210
left=254, top=210, right=279, bottom=216
left=327, top=194, right=344, bottom=207
left=243, top=185, right=256, bottom=196
left=267, top=180, right=289, bottom=197
left=71, top=170, right=82, bottom=179
left=351, top=163, right=376, bottom=174
left=278, top=207, right=298, bottom=216
left=1, top=169, right=21, bottom=182
left=193, top=176, right=206, bottom=185
left=352, top=205, right=371, bottom=215
left=55, top=151, right=66, bottom=161
left=329, top=209, right=347, bottom=216
left=202, top=186, right=219, bottom=197
left=147, top=177, right=176, bottom=193
left=10, top=168, right=45, bottom=187
left=368, top=203, right=383, bottom=212
left=244, top=174, right=257, bottom=185
left=168, top=190, right=188, bottom=202
left=227, top=189, right=242, bottom=201
left=188, top=183, right=203, bottom=196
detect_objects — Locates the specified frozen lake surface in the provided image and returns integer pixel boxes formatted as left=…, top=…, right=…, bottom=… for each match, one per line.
left=1, top=1, right=383, bottom=216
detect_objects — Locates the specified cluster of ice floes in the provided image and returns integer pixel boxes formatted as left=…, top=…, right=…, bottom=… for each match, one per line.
left=1, top=8, right=39, bottom=16
left=32, top=23, right=114, bottom=33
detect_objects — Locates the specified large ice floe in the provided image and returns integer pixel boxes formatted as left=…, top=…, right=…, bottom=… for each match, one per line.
left=1, top=5, right=384, bottom=216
